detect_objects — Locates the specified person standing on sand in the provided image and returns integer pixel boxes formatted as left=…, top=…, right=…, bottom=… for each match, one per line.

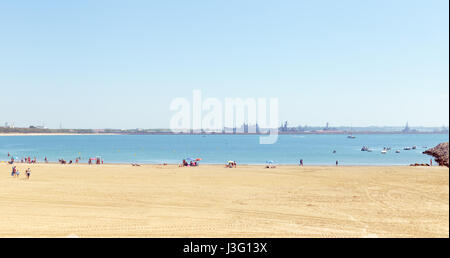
left=300, top=159, right=303, bottom=167
left=26, top=168, right=31, bottom=179
left=336, top=160, right=339, bottom=166
left=430, top=159, right=433, bottom=166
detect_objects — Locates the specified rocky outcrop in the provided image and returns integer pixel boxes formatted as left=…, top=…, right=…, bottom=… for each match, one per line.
left=423, top=142, right=449, bottom=167
left=410, top=163, right=430, bottom=167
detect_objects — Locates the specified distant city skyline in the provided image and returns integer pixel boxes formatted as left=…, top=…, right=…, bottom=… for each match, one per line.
left=1, top=120, right=449, bottom=131
left=0, top=1, right=448, bottom=128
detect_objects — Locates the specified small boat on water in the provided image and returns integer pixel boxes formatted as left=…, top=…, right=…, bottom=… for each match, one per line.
left=347, top=135, right=356, bottom=139
left=381, top=150, right=387, bottom=154
left=361, top=146, right=373, bottom=152
left=404, top=147, right=412, bottom=150
left=412, top=146, right=417, bottom=150
left=395, top=150, right=401, bottom=153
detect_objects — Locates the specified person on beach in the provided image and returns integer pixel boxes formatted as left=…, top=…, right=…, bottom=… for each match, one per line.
left=336, top=160, right=339, bottom=166
left=26, top=168, right=31, bottom=179
left=300, top=159, right=303, bottom=167
left=11, top=166, right=16, bottom=177
left=45, top=157, right=48, bottom=163
left=430, top=159, right=433, bottom=166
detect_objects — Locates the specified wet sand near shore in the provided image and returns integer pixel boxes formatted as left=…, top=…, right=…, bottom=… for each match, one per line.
left=0, top=163, right=448, bottom=237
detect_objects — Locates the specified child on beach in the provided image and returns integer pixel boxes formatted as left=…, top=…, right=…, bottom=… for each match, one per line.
left=26, top=168, right=31, bottom=179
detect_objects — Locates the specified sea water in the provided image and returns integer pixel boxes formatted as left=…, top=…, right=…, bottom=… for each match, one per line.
left=0, top=134, right=448, bottom=165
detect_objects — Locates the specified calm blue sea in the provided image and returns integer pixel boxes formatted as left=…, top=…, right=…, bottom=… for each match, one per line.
left=0, top=134, right=448, bottom=165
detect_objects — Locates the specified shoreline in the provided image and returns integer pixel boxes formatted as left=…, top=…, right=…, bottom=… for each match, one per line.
left=0, top=161, right=433, bottom=167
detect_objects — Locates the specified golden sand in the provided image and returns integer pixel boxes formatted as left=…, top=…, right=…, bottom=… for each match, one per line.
left=0, top=163, right=448, bottom=237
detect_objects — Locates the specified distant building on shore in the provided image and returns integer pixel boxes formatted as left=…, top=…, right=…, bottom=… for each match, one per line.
left=402, top=122, right=410, bottom=132
left=4, top=122, right=14, bottom=128
left=402, top=122, right=418, bottom=133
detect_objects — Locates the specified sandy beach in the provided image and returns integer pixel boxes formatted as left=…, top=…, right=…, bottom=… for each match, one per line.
left=0, top=163, right=448, bottom=238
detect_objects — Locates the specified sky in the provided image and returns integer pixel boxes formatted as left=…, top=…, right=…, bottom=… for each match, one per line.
left=0, top=0, right=448, bottom=129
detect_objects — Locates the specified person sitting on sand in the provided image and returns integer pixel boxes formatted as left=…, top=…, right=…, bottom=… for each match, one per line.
left=26, top=168, right=31, bottom=179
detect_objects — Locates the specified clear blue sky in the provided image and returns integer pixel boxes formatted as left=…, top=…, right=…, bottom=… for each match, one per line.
left=0, top=0, right=448, bottom=129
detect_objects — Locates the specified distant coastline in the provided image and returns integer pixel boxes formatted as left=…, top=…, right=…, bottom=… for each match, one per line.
left=0, top=131, right=448, bottom=136
left=0, top=124, right=448, bottom=136
left=0, top=133, right=120, bottom=136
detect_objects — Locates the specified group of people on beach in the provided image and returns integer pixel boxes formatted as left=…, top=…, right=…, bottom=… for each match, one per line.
left=59, top=157, right=83, bottom=164
left=11, top=166, right=31, bottom=179
left=226, top=161, right=237, bottom=168
left=88, top=157, right=103, bottom=165
left=181, top=159, right=199, bottom=167
left=7, top=152, right=104, bottom=166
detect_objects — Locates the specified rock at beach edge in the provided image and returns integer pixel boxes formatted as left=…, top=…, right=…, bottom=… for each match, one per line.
left=423, top=142, right=449, bottom=167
